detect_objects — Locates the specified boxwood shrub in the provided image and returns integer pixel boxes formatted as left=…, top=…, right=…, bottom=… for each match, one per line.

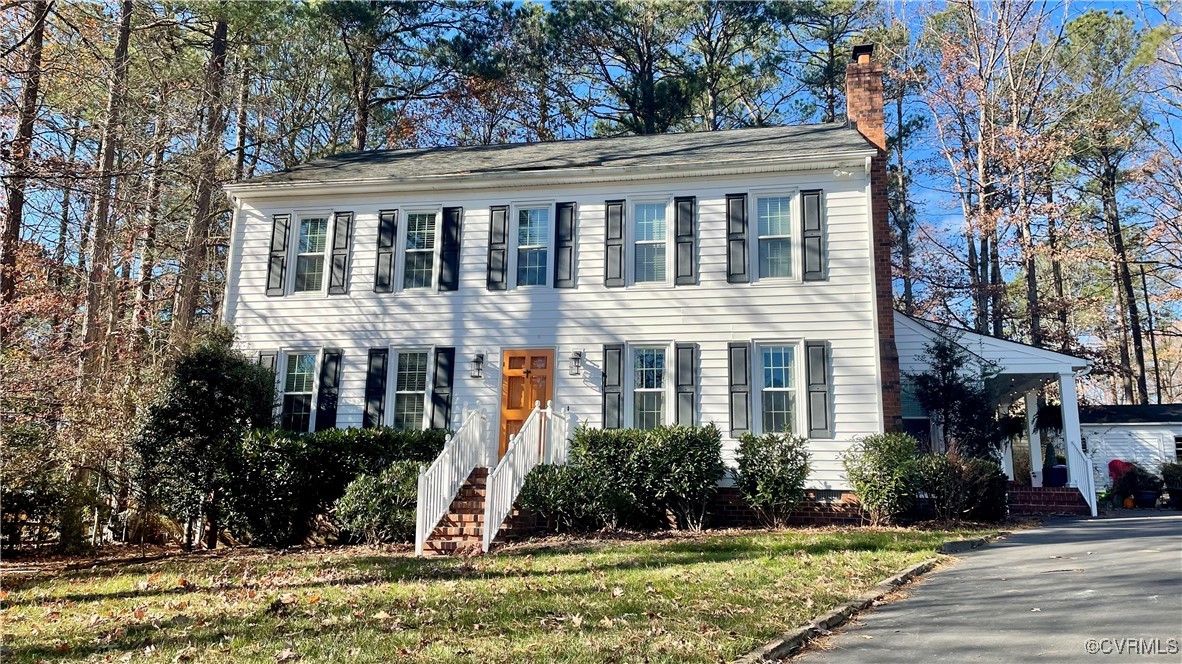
left=841, top=433, right=920, bottom=525
left=334, top=461, right=420, bottom=544
left=732, top=432, right=812, bottom=527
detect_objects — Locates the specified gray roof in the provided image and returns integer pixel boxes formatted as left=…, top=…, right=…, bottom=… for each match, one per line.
left=1080, top=404, right=1182, bottom=425
left=239, top=123, right=875, bottom=187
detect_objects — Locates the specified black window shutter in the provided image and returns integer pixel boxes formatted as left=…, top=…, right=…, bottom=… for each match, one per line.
left=327, top=211, right=353, bottom=295
left=802, top=190, right=826, bottom=281
left=487, top=205, right=509, bottom=290
left=266, top=213, right=289, bottom=296
left=554, top=202, right=577, bottom=288
left=431, top=347, right=455, bottom=429
left=675, top=342, right=697, bottom=425
left=374, top=210, right=398, bottom=293
left=439, top=206, right=463, bottom=291
left=257, top=351, right=277, bottom=373
left=726, top=194, right=749, bottom=283
left=806, top=341, right=833, bottom=438
left=604, top=200, right=625, bottom=288
left=363, top=348, right=388, bottom=428
left=602, top=343, right=624, bottom=429
left=315, top=348, right=343, bottom=432
left=728, top=342, right=751, bottom=435
left=674, top=197, right=697, bottom=285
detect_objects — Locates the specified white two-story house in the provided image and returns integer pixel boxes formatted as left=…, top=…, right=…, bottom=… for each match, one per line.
left=222, top=47, right=904, bottom=547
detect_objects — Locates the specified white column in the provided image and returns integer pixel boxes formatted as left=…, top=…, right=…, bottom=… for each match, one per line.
left=997, top=402, right=1014, bottom=479
left=1025, top=391, right=1043, bottom=487
left=1059, top=372, right=1082, bottom=483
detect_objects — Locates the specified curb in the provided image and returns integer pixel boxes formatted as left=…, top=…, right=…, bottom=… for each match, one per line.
left=734, top=535, right=1000, bottom=663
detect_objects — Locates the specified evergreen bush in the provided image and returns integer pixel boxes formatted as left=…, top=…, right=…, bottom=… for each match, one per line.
left=732, top=432, right=812, bottom=527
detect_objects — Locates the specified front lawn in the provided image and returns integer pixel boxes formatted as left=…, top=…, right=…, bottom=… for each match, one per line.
left=1, top=527, right=993, bottom=663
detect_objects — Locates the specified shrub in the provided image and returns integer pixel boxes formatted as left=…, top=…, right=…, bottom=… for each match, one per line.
left=1111, top=462, right=1163, bottom=499
left=517, top=464, right=628, bottom=532
left=634, top=424, right=725, bottom=530
left=841, top=433, right=920, bottom=525
left=334, top=461, right=420, bottom=544
left=916, top=453, right=1007, bottom=522
left=1162, top=462, right=1182, bottom=489
left=732, top=432, right=812, bottom=527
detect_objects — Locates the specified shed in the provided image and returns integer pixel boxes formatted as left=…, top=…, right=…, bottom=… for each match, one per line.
left=1080, top=404, right=1182, bottom=489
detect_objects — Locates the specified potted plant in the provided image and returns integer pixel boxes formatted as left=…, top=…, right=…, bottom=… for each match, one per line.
left=1111, top=462, right=1164, bottom=509
left=1161, top=462, right=1182, bottom=510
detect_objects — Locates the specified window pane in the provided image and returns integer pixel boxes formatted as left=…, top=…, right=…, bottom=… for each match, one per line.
left=762, top=346, right=795, bottom=389
left=294, top=255, right=325, bottom=292
left=517, top=248, right=547, bottom=286
left=282, top=394, right=313, bottom=432
left=298, top=217, right=328, bottom=253
left=759, top=238, right=793, bottom=278
left=757, top=197, right=792, bottom=236
left=633, top=348, right=665, bottom=389
left=393, top=394, right=425, bottom=430
left=634, top=392, right=665, bottom=430
left=406, top=213, right=436, bottom=250
left=762, top=391, right=795, bottom=434
left=634, top=244, right=666, bottom=283
left=284, top=353, right=316, bottom=393
left=403, top=251, right=433, bottom=289
left=518, top=208, right=548, bottom=246
left=634, top=204, right=666, bottom=241
left=396, top=352, right=428, bottom=392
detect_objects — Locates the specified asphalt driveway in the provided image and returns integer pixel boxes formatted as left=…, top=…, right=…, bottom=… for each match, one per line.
left=795, top=513, right=1182, bottom=663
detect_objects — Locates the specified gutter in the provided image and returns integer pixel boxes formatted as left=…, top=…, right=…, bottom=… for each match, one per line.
left=223, top=150, right=878, bottom=199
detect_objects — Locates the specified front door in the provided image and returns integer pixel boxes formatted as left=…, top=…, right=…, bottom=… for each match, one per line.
left=500, top=349, right=555, bottom=456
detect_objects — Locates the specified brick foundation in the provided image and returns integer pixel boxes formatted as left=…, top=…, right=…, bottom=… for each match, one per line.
left=710, top=487, right=866, bottom=527
left=1007, top=485, right=1090, bottom=516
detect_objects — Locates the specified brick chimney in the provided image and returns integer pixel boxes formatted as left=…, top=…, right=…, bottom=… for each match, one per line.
left=845, top=43, right=885, bottom=151
left=845, top=43, right=902, bottom=433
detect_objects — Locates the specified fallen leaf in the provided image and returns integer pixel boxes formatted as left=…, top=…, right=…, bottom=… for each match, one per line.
left=611, top=587, right=624, bottom=598
left=276, top=648, right=300, bottom=662
left=570, top=614, right=583, bottom=627
left=307, top=594, right=321, bottom=605
left=372, top=611, right=392, bottom=620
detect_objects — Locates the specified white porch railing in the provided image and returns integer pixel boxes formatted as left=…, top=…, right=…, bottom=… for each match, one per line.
left=482, top=401, right=573, bottom=552
left=414, top=407, right=489, bottom=556
left=1065, top=437, right=1098, bottom=517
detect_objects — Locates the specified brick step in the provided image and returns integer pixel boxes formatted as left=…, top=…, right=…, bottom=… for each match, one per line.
left=422, top=541, right=482, bottom=556
left=438, top=513, right=484, bottom=526
left=431, top=526, right=484, bottom=538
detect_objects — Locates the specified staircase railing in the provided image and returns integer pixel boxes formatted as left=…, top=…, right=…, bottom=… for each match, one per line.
left=483, top=401, right=573, bottom=552
left=414, top=407, right=488, bottom=556
left=1065, top=436, right=1098, bottom=517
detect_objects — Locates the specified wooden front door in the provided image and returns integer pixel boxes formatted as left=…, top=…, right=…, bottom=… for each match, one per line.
left=500, top=349, right=555, bottom=456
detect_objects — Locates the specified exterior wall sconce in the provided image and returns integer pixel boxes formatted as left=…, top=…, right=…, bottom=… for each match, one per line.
left=569, top=349, right=583, bottom=376
left=470, top=352, right=484, bottom=378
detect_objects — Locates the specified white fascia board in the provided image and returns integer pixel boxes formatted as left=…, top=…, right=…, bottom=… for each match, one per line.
left=223, top=151, right=878, bottom=200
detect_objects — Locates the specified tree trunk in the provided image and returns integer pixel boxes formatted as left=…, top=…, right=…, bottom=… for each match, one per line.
left=1046, top=188, right=1068, bottom=351
left=80, top=0, right=133, bottom=374
left=173, top=18, right=230, bottom=338
left=990, top=225, right=1003, bottom=337
left=1, top=0, right=49, bottom=335
left=134, top=121, right=167, bottom=356
left=351, top=43, right=375, bottom=151
left=53, top=119, right=81, bottom=290
left=893, top=94, right=914, bottom=314
left=233, top=60, right=250, bottom=180
left=1102, top=160, right=1149, bottom=404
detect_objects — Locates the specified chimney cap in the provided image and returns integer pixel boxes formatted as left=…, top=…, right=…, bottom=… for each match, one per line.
left=852, top=43, right=874, bottom=64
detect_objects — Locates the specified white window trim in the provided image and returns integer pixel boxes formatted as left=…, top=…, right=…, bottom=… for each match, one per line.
left=749, top=189, right=803, bottom=284
left=624, top=341, right=674, bottom=429
left=752, top=339, right=806, bottom=436
left=509, top=201, right=555, bottom=289
left=385, top=345, right=435, bottom=430
left=288, top=210, right=335, bottom=297
left=398, top=207, right=443, bottom=292
left=279, top=348, right=321, bottom=433
left=626, top=198, right=673, bottom=287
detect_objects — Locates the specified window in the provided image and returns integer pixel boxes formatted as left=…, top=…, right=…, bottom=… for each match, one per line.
left=756, top=196, right=793, bottom=278
left=282, top=353, right=317, bottom=432
left=1175, top=436, right=1182, bottom=461
left=294, top=216, right=329, bottom=292
left=403, top=212, right=437, bottom=289
left=760, top=345, right=796, bottom=433
left=393, top=351, right=429, bottom=430
left=517, top=207, right=549, bottom=286
left=633, top=203, right=667, bottom=283
left=633, top=347, right=666, bottom=429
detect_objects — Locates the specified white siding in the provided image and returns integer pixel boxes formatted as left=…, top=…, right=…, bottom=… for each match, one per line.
left=1083, top=423, right=1182, bottom=489
left=226, top=170, right=883, bottom=489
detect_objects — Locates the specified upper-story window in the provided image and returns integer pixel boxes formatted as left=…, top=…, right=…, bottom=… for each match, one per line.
left=632, top=346, right=666, bottom=429
left=633, top=202, right=667, bottom=283
left=756, top=195, right=793, bottom=279
left=281, top=352, right=317, bottom=431
left=516, top=207, right=549, bottom=287
left=403, top=212, right=437, bottom=289
left=293, top=215, right=329, bottom=292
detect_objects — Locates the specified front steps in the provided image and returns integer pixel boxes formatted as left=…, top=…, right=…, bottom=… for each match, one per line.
left=422, top=468, right=536, bottom=555
left=1008, top=485, right=1091, bottom=516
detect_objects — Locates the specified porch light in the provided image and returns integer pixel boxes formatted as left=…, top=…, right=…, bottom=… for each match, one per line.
left=569, top=350, right=583, bottom=376
left=470, top=353, right=484, bottom=379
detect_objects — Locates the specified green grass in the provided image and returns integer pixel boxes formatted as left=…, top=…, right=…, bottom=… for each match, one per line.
left=1, top=527, right=993, bottom=663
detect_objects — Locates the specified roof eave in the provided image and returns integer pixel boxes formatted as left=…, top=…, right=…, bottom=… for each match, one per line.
left=223, top=150, right=878, bottom=199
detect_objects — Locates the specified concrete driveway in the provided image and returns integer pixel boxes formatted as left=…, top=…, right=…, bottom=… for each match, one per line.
left=795, top=513, right=1182, bottom=663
